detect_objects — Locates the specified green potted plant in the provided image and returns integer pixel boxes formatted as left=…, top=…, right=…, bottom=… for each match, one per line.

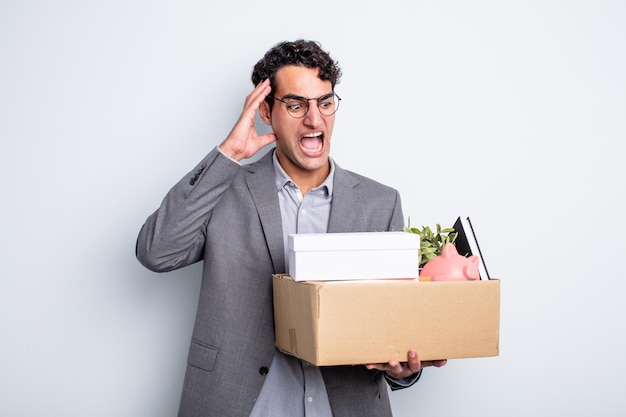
left=403, top=220, right=458, bottom=268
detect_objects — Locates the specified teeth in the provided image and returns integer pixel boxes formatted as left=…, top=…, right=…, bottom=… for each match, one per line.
left=300, top=132, right=323, bottom=152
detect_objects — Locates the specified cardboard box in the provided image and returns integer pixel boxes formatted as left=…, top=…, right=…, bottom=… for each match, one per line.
left=273, top=274, right=500, bottom=366
left=288, top=232, right=420, bottom=281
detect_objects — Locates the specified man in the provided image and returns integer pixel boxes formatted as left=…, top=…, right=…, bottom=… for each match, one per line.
left=136, top=39, right=446, bottom=417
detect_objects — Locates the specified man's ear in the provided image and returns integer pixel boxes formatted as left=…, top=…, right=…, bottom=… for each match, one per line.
left=259, top=100, right=272, bottom=125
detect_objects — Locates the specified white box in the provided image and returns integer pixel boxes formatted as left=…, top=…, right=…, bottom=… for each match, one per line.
left=287, top=232, right=420, bottom=281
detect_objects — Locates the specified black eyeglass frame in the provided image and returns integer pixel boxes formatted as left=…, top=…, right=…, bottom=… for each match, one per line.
left=268, top=92, right=342, bottom=118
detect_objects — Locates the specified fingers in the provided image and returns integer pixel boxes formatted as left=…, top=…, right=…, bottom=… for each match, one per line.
left=243, top=78, right=271, bottom=112
left=422, top=359, right=448, bottom=368
left=239, top=79, right=272, bottom=127
left=387, top=350, right=420, bottom=378
left=219, top=79, right=274, bottom=161
left=257, top=132, right=277, bottom=148
left=364, top=350, right=421, bottom=379
left=364, top=362, right=402, bottom=377
left=406, top=349, right=421, bottom=373
left=365, top=350, right=446, bottom=380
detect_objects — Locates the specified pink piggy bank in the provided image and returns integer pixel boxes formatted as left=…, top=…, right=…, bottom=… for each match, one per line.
left=420, top=243, right=480, bottom=281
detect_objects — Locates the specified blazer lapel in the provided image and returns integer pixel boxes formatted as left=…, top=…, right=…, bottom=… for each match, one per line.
left=327, top=163, right=363, bottom=233
left=246, top=150, right=285, bottom=273
left=246, top=155, right=366, bottom=270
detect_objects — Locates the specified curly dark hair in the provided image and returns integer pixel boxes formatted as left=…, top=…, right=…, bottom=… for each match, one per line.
left=251, top=39, right=342, bottom=110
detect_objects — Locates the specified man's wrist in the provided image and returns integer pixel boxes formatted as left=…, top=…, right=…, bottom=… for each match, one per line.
left=217, top=146, right=242, bottom=165
left=384, top=369, right=422, bottom=390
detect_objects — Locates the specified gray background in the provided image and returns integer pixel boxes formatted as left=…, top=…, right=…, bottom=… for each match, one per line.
left=2, top=1, right=624, bottom=416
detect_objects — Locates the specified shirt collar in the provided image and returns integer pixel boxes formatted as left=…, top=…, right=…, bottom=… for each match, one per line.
left=272, top=149, right=334, bottom=197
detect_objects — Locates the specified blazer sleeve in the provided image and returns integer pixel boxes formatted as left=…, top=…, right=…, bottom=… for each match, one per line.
left=135, top=147, right=241, bottom=272
left=389, top=189, right=404, bottom=232
left=384, top=370, right=422, bottom=391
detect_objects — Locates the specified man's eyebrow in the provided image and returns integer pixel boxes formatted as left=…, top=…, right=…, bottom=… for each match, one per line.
left=281, top=93, right=306, bottom=100
left=281, top=92, right=334, bottom=100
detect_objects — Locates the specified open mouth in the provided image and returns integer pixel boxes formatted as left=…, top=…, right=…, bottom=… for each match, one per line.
left=299, top=131, right=324, bottom=154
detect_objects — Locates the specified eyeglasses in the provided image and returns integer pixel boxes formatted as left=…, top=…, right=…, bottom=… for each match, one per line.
left=268, top=92, right=341, bottom=118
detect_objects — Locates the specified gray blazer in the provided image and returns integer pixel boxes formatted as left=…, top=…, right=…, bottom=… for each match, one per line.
left=136, top=147, right=407, bottom=417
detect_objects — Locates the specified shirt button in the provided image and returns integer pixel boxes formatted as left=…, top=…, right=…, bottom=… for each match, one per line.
left=307, top=397, right=313, bottom=403
left=301, top=209, right=307, bottom=215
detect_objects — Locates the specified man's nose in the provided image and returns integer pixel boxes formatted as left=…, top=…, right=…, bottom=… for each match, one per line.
left=303, top=102, right=324, bottom=126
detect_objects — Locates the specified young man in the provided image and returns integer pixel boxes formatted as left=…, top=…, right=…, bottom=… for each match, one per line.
left=136, top=39, right=446, bottom=417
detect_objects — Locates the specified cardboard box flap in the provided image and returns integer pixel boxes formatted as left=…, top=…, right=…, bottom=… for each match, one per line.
left=273, top=275, right=322, bottom=362
left=288, top=232, right=420, bottom=252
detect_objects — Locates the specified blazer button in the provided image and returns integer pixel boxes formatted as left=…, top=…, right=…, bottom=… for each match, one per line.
left=259, top=366, right=269, bottom=376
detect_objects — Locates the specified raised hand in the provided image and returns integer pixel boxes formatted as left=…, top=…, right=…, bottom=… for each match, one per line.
left=218, top=78, right=277, bottom=162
